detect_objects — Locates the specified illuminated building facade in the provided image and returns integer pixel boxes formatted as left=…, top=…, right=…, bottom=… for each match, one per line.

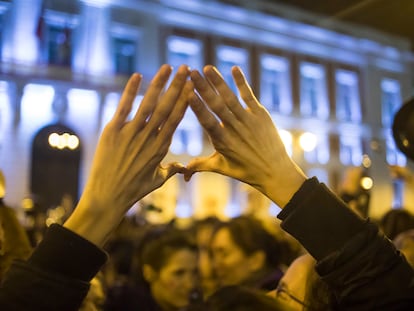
left=0, top=0, right=413, bottom=221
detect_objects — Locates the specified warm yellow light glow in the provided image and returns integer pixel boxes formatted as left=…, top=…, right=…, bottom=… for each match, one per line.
left=68, top=135, right=80, bottom=150
left=48, top=133, right=60, bottom=147
left=299, top=132, right=317, bottom=152
left=21, top=198, right=34, bottom=210
left=48, top=132, right=79, bottom=150
left=362, top=154, right=372, bottom=168
left=279, top=129, right=292, bottom=147
left=360, top=176, right=373, bottom=190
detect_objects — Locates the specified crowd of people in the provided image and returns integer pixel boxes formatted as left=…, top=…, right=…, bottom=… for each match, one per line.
left=0, top=64, right=414, bottom=310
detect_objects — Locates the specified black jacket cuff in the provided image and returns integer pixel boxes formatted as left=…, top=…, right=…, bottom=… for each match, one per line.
left=28, top=224, right=108, bottom=282
left=277, top=177, right=365, bottom=259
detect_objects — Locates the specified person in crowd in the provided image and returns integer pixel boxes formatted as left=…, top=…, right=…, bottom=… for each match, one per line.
left=189, top=285, right=284, bottom=311
left=135, top=226, right=201, bottom=311
left=379, top=208, right=414, bottom=240
left=79, top=272, right=106, bottom=311
left=191, top=216, right=222, bottom=298
left=0, top=170, right=33, bottom=283
left=393, top=229, right=414, bottom=268
left=209, top=215, right=283, bottom=291
left=0, top=63, right=413, bottom=311
left=183, top=64, right=414, bottom=309
left=105, top=224, right=201, bottom=311
left=102, top=237, right=137, bottom=311
left=267, top=253, right=335, bottom=310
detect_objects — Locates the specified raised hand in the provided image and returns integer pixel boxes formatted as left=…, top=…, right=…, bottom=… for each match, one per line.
left=64, top=64, right=191, bottom=246
left=187, top=65, right=306, bottom=207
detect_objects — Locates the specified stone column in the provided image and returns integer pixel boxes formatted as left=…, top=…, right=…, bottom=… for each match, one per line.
left=9, top=80, right=26, bottom=127
left=73, top=1, right=114, bottom=75
left=1, top=0, right=43, bottom=63
left=52, top=85, right=69, bottom=123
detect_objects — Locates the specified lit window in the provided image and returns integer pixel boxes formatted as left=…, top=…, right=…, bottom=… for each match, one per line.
left=216, top=45, right=249, bottom=95
left=46, top=24, right=72, bottom=66
left=67, top=89, right=99, bottom=129
left=260, top=54, right=292, bottom=114
left=21, top=84, right=55, bottom=126
left=170, top=123, right=202, bottom=156
left=386, top=134, right=406, bottom=166
left=303, top=134, right=329, bottom=164
left=0, top=81, right=10, bottom=144
left=381, top=79, right=401, bottom=127
left=0, top=13, right=3, bottom=55
left=336, top=70, right=361, bottom=122
left=392, top=179, right=405, bottom=209
left=300, top=62, right=329, bottom=119
left=167, top=36, right=203, bottom=70
left=167, top=35, right=204, bottom=156
left=339, top=135, right=362, bottom=166
left=113, top=37, right=137, bottom=75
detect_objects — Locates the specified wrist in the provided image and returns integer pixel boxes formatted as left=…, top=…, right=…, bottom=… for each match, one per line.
left=262, top=166, right=307, bottom=208
left=63, top=194, right=124, bottom=248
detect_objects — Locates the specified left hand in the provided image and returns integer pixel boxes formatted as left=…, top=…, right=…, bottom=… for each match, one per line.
left=64, top=64, right=191, bottom=246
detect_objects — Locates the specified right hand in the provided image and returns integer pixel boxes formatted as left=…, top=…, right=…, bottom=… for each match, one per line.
left=185, top=65, right=307, bottom=207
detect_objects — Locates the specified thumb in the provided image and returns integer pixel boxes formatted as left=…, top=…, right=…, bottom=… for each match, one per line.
left=163, top=162, right=187, bottom=181
left=184, top=153, right=221, bottom=181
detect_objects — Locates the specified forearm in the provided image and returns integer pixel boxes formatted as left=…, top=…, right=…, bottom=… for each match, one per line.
left=63, top=192, right=126, bottom=248
left=277, top=177, right=414, bottom=308
left=0, top=224, right=107, bottom=311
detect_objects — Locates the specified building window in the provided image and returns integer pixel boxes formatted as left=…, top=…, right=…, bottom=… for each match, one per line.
left=300, top=62, right=329, bottom=119
left=386, top=134, right=406, bottom=166
left=381, top=79, right=401, bottom=127
left=339, top=135, right=362, bottom=166
left=46, top=24, right=72, bottom=66
left=336, top=70, right=361, bottom=122
left=303, top=134, right=329, bottom=164
left=216, top=45, right=249, bottom=95
left=167, top=36, right=203, bottom=70
left=167, top=35, right=204, bottom=156
left=260, top=54, right=292, bottom=114
left=113, top=37, right=137, bottom=75
left=0, top=81, right=10, bottom=146
left=0, top=13, right=3, bottom=58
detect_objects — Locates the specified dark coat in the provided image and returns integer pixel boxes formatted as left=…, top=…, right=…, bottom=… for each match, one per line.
left=278, top=177, right=414, bottom=310
left=1, top=178, right=413, bottom=310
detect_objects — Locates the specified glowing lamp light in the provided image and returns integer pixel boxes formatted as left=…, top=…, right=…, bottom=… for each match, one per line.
left=362, top=154, right=372, bottom=168
left=360, top=176, right=373, bottom=190
left=279, top=129, right=292, bottom=147
left=299, top=132, right=317, bottom=152
left=48, top=132, right=80, bottom=150
left=278, top=129, right=293, bottom=156
left=67, top=135, right=80, bottom=150
left=48, top=133, right=60, bottom=147
left=21, top=198, right=34, bottom=211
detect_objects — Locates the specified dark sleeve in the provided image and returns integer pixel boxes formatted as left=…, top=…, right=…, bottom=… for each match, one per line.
left=0, top=224, right=108, bottom=311
left=278, top=177, right=414, bottom=310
